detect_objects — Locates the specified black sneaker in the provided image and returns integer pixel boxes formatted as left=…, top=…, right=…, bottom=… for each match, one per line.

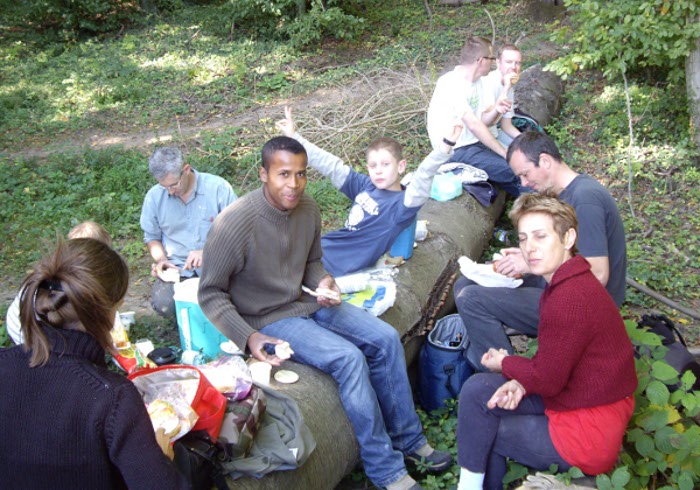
left=405, top=449, right=453, bottom=472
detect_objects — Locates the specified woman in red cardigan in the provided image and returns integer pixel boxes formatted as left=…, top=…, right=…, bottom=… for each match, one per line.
left=455, top=192, right=637, bottom=490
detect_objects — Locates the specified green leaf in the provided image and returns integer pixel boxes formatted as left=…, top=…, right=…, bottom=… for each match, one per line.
left=646, top=380, right=671, bottom=405
left=653, top=426, right=679, bottom=453
left=610, top=466, right=631, bottom=488
left=596, top=474, right=613, bottom=490
left=634, top=433, right=655, bottom=457
left=680, top=370, right=698, bottom=390
left=678, top=475, right=695, bottom=490
left=651, top=360, right=680, bottom=381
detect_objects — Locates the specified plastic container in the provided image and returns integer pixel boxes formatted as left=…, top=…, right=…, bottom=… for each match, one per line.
left=335, top=272, right=370, bottom=293
left=430, top=172, right=463, bottom=202
left=389, top=218, right=418, bottom=259
left=173, top=278, right=228, bottom=361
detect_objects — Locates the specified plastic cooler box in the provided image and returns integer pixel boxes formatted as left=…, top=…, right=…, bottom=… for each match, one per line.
left=173, top=278, right=227, bottom=360
left=389, top=218, right=418, bottom=259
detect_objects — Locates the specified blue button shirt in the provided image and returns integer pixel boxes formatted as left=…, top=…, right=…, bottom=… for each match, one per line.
left=140, top=169, right=236, bottom=276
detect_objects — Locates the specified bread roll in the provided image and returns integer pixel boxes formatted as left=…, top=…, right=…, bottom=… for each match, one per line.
left=147, top=399, right=180, bottom=439
left=275, top=342, right=294, bottom=360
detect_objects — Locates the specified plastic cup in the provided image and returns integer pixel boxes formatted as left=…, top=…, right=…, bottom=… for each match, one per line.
left=248, top=361, right=272, bottom=385
left=119, top=311, right=136, bottom=330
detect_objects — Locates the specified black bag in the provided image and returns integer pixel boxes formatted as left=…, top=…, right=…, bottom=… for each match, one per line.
left=637, top=314, right=700, bottom=391
left=174, top=430, right=231, bottom=490
left=511, top=108, right=546, bottom=134
left=418, top=314, right=474, bottom=412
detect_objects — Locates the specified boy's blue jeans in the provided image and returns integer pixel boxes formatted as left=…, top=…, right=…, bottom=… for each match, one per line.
left=451, top=142, right=522, bottom=196
left=261, top=302, right=426, bottom=488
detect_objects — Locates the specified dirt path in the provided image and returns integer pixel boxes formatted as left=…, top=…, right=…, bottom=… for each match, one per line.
left=5, top=86, right=348, bottom=160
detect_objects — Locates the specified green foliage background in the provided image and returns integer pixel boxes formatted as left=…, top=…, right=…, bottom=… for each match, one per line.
left=1, top=1, right=699, bottom=488
left=548, top=0, right=700, bottom=82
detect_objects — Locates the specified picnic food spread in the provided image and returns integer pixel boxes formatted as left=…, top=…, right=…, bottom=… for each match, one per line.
left=147, top=399, right=181, bottom=439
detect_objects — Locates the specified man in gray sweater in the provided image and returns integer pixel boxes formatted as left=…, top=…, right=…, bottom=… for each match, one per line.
left=198, top=136, right=450, bottom=490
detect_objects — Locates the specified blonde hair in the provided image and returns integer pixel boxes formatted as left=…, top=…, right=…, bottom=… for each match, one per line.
left=366, top=137, right=403, bottom=162
left=508, top=191, right=579, bottom=255
left=67, top=221, right=112, bottom=246
left=19, top=238, right=129, bottom=367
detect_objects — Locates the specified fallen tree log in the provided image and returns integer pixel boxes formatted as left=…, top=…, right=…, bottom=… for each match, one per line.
left=230, top=190, right=505, bottom=489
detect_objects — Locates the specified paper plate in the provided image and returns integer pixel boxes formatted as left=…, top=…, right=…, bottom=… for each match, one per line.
left=274, top=370, right=299, bottom=384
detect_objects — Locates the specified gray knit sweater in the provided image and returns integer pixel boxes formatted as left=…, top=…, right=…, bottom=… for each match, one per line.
left=198, top=187, right=327, bottom=350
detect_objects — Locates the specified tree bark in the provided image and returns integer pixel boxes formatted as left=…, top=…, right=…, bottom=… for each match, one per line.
left=687, top=16, right=700, bottom=148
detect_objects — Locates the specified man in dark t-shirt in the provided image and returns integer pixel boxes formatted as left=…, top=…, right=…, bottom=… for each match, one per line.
left=454, top=131, right=626, bottom=369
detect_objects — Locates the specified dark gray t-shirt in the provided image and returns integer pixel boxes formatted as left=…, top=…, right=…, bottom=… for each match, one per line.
left=559, top=174, right=627, bottom=306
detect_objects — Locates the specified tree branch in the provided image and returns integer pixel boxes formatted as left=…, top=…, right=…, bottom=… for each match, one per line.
left=626, top=277, right=700, bottom=320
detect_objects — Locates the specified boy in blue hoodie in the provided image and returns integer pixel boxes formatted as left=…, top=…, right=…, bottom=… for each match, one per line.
left=276, top=106, right=461, bottom=276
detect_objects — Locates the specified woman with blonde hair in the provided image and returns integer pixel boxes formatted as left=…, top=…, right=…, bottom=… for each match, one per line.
left=0, top=238, right=185, bottom=489
left=455, top=192, right=637, bottom=490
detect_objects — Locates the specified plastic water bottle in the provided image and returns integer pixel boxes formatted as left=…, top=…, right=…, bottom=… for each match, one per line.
left=493, top=228, right=510, bottom=245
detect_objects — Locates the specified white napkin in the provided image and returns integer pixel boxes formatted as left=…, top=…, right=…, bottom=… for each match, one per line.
left=458, top=256, right=523, bottom=288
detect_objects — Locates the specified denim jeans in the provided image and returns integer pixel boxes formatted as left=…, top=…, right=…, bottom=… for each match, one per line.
left=451, top=142, right=521, bottom=196
left=457, top=373, right=571, bottom=490
left=454, top=275, right=544, bottom=371
left=261, top=302, right=426, bottom=488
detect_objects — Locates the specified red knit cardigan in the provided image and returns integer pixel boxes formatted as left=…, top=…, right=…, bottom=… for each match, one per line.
left=502, top=255, right=638, bottom=411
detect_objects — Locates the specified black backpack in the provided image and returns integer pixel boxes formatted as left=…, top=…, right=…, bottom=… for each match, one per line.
left=173, top=430, right=231, bottom=490
left=637, top=314, right=700, bottom=392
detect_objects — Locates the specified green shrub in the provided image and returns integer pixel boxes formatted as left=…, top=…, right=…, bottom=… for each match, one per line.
left=283, top=2, right=365, bottom=48
left=548, top=0, right=700, bottom=83
left=222, top=0, right=365, bottom=47
left=17, top=0, right=142, bottom=38
left=599, top=320, right=700, bottom=490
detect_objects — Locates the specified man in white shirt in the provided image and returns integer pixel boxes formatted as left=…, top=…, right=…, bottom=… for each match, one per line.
left=481, top=44, right=523, bottom=146
left=427, top=36, right=522, bottom=196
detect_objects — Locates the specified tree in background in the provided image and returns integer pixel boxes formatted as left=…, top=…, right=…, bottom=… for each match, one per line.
left=547, top=0, right=700, bottom=147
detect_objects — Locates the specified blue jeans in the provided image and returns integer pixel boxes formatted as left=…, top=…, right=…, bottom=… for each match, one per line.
left=457, top=373, right=571, bottom=490
left=452, top=142, right=521, bottom=196
left=454, top=275, right=544, bottom=371
left=261, top=302, right=426, bottom=488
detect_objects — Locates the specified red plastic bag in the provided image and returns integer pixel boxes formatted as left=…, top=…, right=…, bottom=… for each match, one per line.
left=129, top=365, right=227, bottom=440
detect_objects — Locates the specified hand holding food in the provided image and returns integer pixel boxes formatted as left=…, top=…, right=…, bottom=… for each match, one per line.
left=274, top=341, right=294, bottom=360
left=302, top=285, right=340, bottom=301
left=492, top=252, right=523, bottom=279
left=157, top=267, right=180, bottom=283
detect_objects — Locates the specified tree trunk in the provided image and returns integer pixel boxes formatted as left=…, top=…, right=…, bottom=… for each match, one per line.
left=687, top=16, right=700, bottom=148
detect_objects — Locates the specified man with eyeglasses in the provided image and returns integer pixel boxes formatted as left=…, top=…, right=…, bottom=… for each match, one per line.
left=427, top=35, right=522, bottom=196
left=481, top=43, right=524, bottom=147
left=140, top=147, right=237, bottom=318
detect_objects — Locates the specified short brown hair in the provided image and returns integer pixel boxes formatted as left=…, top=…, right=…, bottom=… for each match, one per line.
left=459, top=36, right=492, bottom=65
left=497, top=43, right=521, bottom=60
left=19, top=238, right=129, bottom=367
left=508, top=191, right=579, bottom=255
left=366, top=137, right=403, bottom=162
